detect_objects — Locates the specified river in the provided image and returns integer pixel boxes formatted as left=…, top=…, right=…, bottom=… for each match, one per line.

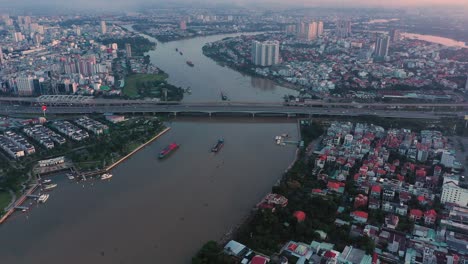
left=0, top=119, right=298, bottom=264
left=122, top=25, right=297, bottom=102
left=402, top=33, right=467, bottom=48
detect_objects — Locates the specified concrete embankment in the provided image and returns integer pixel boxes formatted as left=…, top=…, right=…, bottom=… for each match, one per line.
left=106, top=127, right=171, bottom=171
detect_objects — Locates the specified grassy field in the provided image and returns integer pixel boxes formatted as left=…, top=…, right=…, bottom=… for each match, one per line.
left=123, top=73, right=169, bottom=98
left=0, top=191, right=12, bottom=213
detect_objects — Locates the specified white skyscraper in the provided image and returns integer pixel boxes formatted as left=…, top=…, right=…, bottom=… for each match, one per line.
left=305, top=22, right=318, bottom=41
left=375, top=35, right=390, bottom=58
left=16, top=76, right=35, bottom=96
left=251, top=40, right=280, bottom=66
left=125, top=43, right=132, bottom=58
left=317, top=21, right=324, bottom=37
left=100, top=20, right=107, bottom=34
left=465, top=75, right=468, bottom=91
left=0, top=46, right=3, bottom=65
left=336, top=20, right=352, bottom=38
left=75, top=26, right=81, bottom=36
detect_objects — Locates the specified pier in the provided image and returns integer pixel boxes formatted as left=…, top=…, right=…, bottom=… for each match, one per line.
left=0, top=184, right=39, bottom=225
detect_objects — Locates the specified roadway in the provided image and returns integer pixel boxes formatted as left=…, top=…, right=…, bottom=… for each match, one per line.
left=0, top=103, right=461, bottom=120
left=0, top=96, right=467, bottom=109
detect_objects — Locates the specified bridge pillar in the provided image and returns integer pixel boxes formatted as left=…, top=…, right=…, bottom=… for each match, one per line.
left=208, top=112, right=212, bottom=118
left=252, top=113, right=255, bottom=118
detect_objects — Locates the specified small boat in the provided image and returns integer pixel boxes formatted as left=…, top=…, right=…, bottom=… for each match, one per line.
left=67, top=175, right=75, bottom=180
left=43, top=183, right=58, bottom=191
left=159, top=143, right=179, bottom=159
left=176, top=48, right=179, bottom=51
left=211, top=139, right=224, bottom=153
left=42, top=179, right=52, bottom=184
left=186, top=60, right=194, bottom=67
left=221, top=91, right=228, bottom=101
left=38, top=194, right=49, bottom=203
left=101, top=173, right=113, bottom=180
left=179, top=52, right=183, bottom=55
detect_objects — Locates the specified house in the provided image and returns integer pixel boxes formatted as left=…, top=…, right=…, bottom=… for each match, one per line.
left=409, top=209, right=423, bottom=221
left=224, top=240, right=251, bottom=258
left=351, top=211, right=368, bottom=223
left=338, top=246, right=372, bottom=264
left=281, top=241, right=313, bottom=260
left=385, top=214, right=399, bottom=229
left=368, top=198, right=380, bottom=210
left=382, top=201, right=395, bottom=213
left=379, top=229, right=407, bottom=258
left=424, top=209, right=437, bottom=225
left=354, top=194, right=368, bottom=209
left=417, top=195, right=427, bottom=206
left=327, top=181, right=345, bottom=194
left=370, top=185, right=382, bottom=198
left=250, top=255, right=270, bottom=264
left=399, top=191, right=411, bottom=203
left=395, top=204, right=408, bottom=216
left=383, top=189, right=396, bottom=201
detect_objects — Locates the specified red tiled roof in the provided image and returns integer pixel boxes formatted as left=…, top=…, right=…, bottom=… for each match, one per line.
left=293, top=211, right=306, bottom=222
left=371, top=185, right=382, bottom=193
left=324, top=251, right=337, bottom=258
left=410, top=209, right=423, bottom=217
left=424, top=209, right=437, bottom=218
left=352, top=211, right=369, bottom=219
left=251, top=255, right=269, bottom=264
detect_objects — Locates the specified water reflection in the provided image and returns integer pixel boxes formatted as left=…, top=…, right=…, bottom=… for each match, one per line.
left=250, top=77, right=276, bottom=91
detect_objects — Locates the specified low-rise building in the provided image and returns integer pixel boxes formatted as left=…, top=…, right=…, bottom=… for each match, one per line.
left=51, top=120, right=89, bottom=141
left=0, top=136, right=25, bottom=159
left=350, top=211, right=368, bottom=223
left=4, top=130, right=35, bottom=155
left=74, top=116, right=109, bottom=135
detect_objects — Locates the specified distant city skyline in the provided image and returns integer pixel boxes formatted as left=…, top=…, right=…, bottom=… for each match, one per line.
left=1, top=0, right=468, bottom=10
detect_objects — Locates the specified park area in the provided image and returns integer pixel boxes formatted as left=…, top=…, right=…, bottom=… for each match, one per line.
left=123, top=73, right=184, bottom=101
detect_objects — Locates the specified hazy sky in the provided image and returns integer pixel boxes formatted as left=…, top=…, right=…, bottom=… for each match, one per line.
left=2, top=0, right=468, bottom=10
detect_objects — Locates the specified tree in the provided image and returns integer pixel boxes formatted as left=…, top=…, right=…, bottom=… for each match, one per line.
left=192, top=241, right=234, bottom=264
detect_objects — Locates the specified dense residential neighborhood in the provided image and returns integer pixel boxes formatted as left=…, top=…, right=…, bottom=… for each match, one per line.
left=196, top=121, right=468, bottom=263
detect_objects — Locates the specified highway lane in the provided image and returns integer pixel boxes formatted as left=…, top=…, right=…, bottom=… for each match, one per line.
left=0, top=96, right=467, bottom=109
left=0, top=104, right=460, bottom=119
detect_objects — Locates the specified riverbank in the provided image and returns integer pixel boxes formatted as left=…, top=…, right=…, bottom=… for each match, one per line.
left=202, top=49, right=306, bottom=98
left=123, top=73, right=184, bottom=100
left=106, top=127, right=171, bottom=171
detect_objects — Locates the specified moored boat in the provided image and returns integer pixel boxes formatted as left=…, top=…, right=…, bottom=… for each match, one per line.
left=38, top=194, right=49, bottom=203
left=101, top=173, right=113, bottom=180
left=42, top=179, right=52, bottom=184
left=186, top=60, right=194, bottom=67
left=211, top=139, right=224, bottom=153
left=159, top=143, right=179, bottom=159
left=43, top=183, right=57, bottom=191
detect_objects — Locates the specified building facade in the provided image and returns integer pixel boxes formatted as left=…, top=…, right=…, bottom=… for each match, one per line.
left=441, top=178, right=468, bottom=206
left=375, top=36, right=390, bottom=58
left=251, top=40, right=280, bottom=66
